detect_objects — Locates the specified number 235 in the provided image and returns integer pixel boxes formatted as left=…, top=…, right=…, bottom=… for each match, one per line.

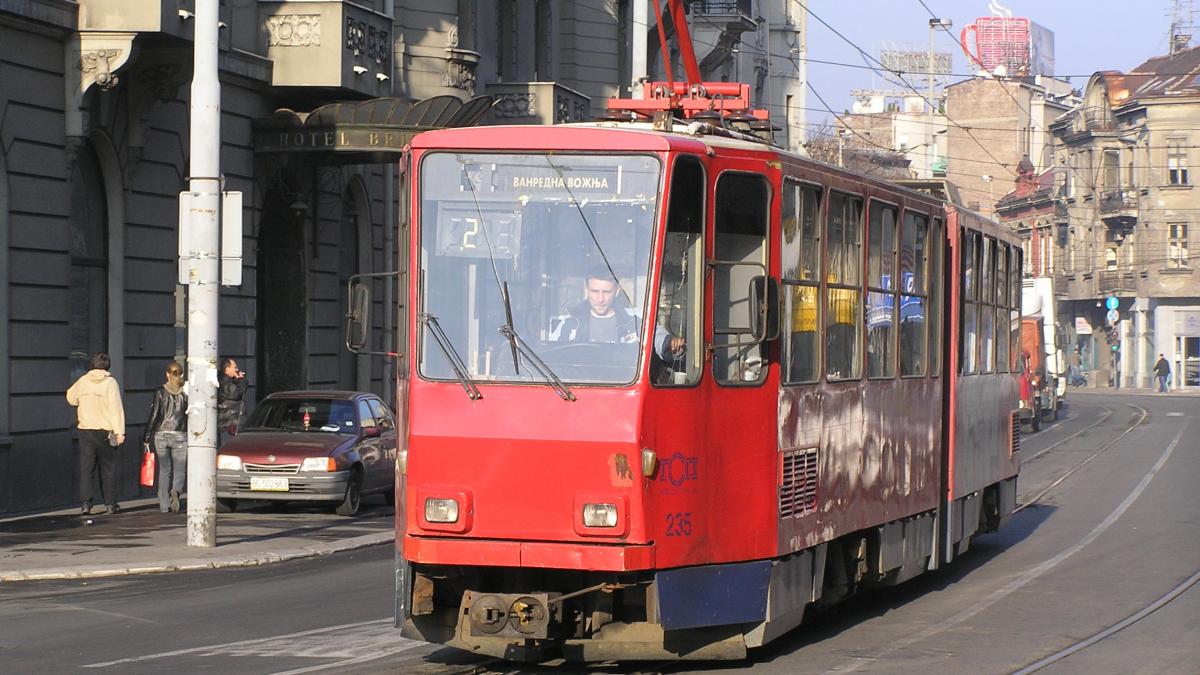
left=665, top=512, right=692, bottom=537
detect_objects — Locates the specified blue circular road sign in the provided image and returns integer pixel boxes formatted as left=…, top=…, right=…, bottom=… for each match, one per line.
left=1105, top=296, right=1119, bottom=310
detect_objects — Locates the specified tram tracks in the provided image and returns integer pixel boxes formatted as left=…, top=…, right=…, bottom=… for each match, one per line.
left=1009, top=418, right=1196, bottom=674
left=1013, top=403, right=1146, bottom=514
left=1012, top=568, right=1200, bottom=674
left=833, top=405, right=1181, bottom=673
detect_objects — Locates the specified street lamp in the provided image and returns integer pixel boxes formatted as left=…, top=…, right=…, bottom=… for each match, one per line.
left=837, top=129, right=852, bottom=167
left=927, top=18, right=951, bottom=178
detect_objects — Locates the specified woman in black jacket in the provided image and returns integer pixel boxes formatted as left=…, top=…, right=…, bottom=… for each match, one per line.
left=144, top=361, right=188, bottom=513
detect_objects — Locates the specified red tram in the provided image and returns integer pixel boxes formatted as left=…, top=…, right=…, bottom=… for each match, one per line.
left=348, top=4, right=1021, bottom=661
left=355, top=122, right=1024, bottom=661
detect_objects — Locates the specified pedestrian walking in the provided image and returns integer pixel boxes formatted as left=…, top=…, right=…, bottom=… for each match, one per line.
left=143, top=360, right=188, bottom=513
left=66, top=352, right=126, bottom=515
left=218, top=357, right=247, bottom=448
left=1153, top=353, right=1171, bottom=393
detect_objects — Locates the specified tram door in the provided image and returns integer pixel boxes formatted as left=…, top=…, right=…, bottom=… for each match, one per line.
left=776, top=179, right=824, bottom=555
left=705, top=169, right=779, bottom=559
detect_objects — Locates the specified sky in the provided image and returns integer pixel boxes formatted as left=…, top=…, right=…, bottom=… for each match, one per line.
left=803, top=0, right=1181, bottom=125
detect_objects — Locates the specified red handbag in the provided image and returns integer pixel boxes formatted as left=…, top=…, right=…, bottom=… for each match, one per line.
left=140, top=447, right=156, bottom=487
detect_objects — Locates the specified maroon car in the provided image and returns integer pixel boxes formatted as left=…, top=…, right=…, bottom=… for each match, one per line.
left=216, top=391, right=397, bottom=516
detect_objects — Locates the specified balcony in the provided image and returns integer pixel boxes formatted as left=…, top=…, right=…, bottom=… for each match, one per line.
left=693, top=0, right=757, bottom=34
left=483, top=82, right=590, bottom=126
left=78, top=0, right=196, bottom=38
left=259, top=0, right=393, bottom=97
left=1097, top=269, right=1135, bottom=294
left=1080, top=106, right=1113, bottom=132
left=1099, top=188, right=1138, bottom=228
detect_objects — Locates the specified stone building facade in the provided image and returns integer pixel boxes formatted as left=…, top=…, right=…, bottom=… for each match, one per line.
left=0, top=0, right=806, bottom=514
left=1050, top=46, right=1200, bottom=390
left=943, top=75, right=1076, bottom=216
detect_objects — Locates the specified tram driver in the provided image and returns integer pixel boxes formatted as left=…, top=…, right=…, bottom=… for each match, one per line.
left=558, top=268, right=686, bottom=361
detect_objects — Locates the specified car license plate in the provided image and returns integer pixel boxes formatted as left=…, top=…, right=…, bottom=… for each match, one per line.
left=250, top=476, right=289, bottom=491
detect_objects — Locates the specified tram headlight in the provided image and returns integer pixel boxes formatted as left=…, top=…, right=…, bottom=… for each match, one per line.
left=424, top=497, right=460, bottom=523
left=582, top=502, right=618, bottom=528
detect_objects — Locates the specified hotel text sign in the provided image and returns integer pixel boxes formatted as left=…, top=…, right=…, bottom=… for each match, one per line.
left=255, top=127, right=421, bottom=155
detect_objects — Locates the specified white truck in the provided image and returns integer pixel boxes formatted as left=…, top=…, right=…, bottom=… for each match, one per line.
left=1021, top=278, right=1067, bottom=424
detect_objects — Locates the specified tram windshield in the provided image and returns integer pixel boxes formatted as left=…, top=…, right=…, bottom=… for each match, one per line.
left=418, top=152, right=662, bottom=386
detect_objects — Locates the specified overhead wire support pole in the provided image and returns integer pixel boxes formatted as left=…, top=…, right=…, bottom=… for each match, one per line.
left=185, top=0, right=221, bottom=547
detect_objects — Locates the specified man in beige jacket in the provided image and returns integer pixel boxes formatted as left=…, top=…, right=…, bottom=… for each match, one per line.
left=66, top=352, right=126, bottom=515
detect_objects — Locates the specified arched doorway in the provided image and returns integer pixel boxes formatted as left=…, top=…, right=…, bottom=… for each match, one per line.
left=257, top=181, right=308, bottom=396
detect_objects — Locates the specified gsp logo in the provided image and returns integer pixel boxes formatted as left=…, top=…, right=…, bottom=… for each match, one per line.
left=657, top=452, right=698, bottom=487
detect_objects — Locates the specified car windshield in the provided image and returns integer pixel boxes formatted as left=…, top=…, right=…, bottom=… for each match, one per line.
left=244, top=399, right=358, bottom=434
left=418, top=152, right=661, bottom=385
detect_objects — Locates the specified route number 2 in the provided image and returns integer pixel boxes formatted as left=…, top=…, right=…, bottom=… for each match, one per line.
left=665, top=512, right=692, bottom=537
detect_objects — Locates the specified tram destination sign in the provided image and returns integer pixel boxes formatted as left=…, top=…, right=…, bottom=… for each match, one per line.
left=464, top=162, right=627, bottom=199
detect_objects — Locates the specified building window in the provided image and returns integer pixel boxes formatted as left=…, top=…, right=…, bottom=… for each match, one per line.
left=1058, top=166, right=1073, bottom=199
left=1103, top=149, right=1120, bottom=189
left=69, top=143, right=109, bottom=383
left=1105, top=247, right=1118, bottom=271
left=1168, top=139, right=1189, bottom=185
left=1169, top=223, right=1189, bottom=268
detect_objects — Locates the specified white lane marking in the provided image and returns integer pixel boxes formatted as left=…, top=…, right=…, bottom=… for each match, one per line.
left=1166, top=412, right=1184, bottom=417
left=18, top=602, right=158, bottom=625
left=832, top=421, right=1189, bottom=673
left=82, top=618, right=422, bottom=668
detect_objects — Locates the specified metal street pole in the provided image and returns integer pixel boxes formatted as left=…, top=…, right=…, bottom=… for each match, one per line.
left=186, top=0, right=221, bottom=547
left=927, top=18, right=950, bottom=179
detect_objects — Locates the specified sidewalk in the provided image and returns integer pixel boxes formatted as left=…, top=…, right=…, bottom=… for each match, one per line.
left=0, top=497, right=395, bottom=582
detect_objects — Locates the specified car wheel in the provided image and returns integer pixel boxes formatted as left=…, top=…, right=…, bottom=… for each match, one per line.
left=336, top=471, right=363, bottom=517
left=216, top=498, right=238, bottom=513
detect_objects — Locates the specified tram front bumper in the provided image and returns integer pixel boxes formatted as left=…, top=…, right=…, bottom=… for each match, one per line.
left=403, top=536, right=656, bottom=571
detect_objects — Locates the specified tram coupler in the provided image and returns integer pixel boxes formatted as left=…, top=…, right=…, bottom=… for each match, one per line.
left=464, top=590, right=562, bottom=639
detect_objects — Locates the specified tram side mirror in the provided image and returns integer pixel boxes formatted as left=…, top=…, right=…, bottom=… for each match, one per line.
left=345, top=282, right=371, bottom=352
left=749, top=275, right=780, bottom=342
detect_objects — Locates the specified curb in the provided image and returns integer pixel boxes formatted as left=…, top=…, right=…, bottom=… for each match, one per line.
left=0, top=531, right=394, bottom=583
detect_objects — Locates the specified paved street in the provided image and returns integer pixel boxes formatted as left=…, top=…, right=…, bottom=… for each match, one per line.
left=1, top=391, right=1197, bottom=674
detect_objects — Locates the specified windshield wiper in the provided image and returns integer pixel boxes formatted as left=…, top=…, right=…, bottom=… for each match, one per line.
left=421, top=313, right=482, bottom=400
left=498, top=325, right=576, bottom=402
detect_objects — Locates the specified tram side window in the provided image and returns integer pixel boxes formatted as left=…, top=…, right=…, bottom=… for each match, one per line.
left=826, top=191, right=864, bottom=381
left=866, top=201, right=898, bottom=379
left=1010, top=246, right=1023, bottom=372
left=899, top=211, right=928, bottom=377
left=930, top=217, right=944, bottom=377
left=995, top=241, right=1009, bottom=372
left=782, top=180, right=822, bottom=384
left=712, top=172, right=770, bottom=385
left=980, top=236, right=996, bottom=374
left=961, top=230, right=979, bottom=375
left=653, top=155, right=705, bottom=387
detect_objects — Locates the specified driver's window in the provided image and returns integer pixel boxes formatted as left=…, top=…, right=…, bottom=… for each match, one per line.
left=653, top=155, right=705, bottom=387
left=712, top=172, right=770, bottom=385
